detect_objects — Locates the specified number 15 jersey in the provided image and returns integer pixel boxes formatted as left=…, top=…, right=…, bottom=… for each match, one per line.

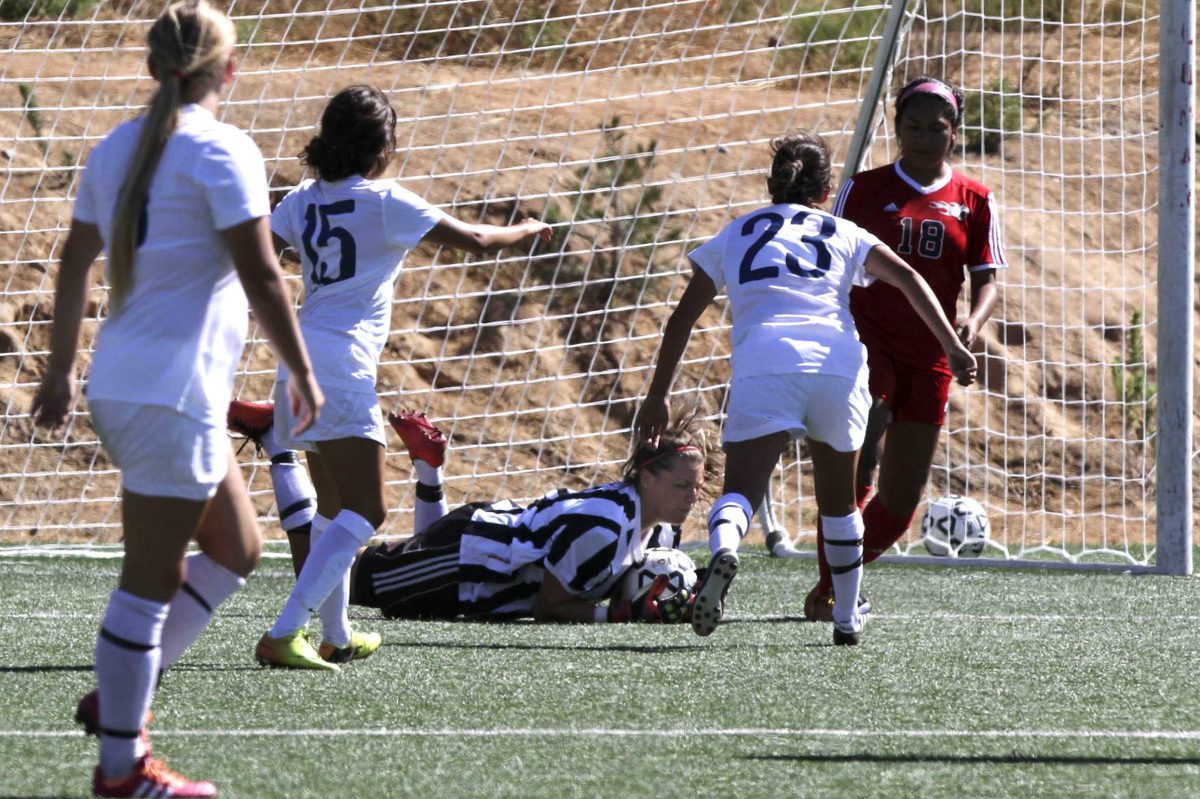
left=688, top=203, right=882, bottom=383
left=271, top=177, right=446, bottom=393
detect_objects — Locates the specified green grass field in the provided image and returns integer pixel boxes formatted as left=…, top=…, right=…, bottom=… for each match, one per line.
left=1, top=549, right=1198, bottom=798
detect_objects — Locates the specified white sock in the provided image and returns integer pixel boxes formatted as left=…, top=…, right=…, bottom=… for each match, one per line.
left=159, top=553, right=245, bottom=669
left=413, top=461, right=448, bottom=535
left=268, top=450, right=317, bottom=533
left=314, top=516, right=351, bottom=646
left=821, top=511, right=865, bottom=628
left=260, top=423, right=289, bottom=460
left=95, top=590, right=168, bottom=778
left=270, top=509, right=376, bottom=638
left=707, top=493, right=752, bottom=554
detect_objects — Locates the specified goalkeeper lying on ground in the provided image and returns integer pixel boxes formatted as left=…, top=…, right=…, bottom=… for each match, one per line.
left=348, top=410, right=707, bottom=624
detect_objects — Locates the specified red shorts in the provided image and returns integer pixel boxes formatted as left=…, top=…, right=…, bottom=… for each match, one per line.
left=864, top=346, right=952, bottom=426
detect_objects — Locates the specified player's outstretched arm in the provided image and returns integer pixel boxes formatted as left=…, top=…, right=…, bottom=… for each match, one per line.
left=635, top=271, right=716, bottom=445
left=223, top=215, right=323, bottom=434
left=533, top=571, right=609, bottom=623
left=865, top=244, right=977, bottom=386
left=32, top=221, right=104, bottom=434
left=422, top=215, right=551, bottom=253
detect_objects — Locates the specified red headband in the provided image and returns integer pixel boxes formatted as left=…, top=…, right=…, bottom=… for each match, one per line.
left=897, top=80, right=958, bottom=114
left=169, top=68, right=189, bottom=80
left=639, top=444, right=702, bottom=471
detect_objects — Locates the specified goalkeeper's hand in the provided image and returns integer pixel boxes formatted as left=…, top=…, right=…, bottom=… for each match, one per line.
left=613, top=574, right=692, bottom=624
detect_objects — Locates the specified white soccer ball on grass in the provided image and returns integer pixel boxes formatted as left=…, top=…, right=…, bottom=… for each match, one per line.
left=921, top=495, right=990, bottom=557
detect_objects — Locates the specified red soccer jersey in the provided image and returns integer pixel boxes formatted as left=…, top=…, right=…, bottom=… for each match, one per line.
left=835, top=162, right=1005, bottom=370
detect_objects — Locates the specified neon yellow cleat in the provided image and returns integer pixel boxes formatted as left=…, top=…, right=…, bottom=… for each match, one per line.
left=318, top=630, right=382, bottom=664
left=255, top=629, right=339, bottom=671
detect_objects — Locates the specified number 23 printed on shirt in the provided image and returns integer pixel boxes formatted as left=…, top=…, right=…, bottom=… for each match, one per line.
left=738, top=210, right=836, bottom=284
left=302, top=200, right=358, bottom=285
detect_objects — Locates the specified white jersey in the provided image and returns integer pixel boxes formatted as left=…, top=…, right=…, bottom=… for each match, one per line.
left=75, top=104, right=269, bottom=426
left=270, top=177, right=445, bottom=394
left=688, top=203, right=883, bottom=382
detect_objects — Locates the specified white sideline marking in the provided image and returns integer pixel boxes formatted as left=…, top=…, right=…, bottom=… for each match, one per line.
left=8, top=727, right=1200, bottom=741
left=4, top=611, right=1197, bottom=623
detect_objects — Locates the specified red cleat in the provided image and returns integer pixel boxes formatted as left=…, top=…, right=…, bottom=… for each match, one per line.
left=387, top=410, right=447, bottom=467
left=227, top=400, right=274, bottom=450
left=75, top=690, right=153, bottom=749
left=93, top=755, right=217, bottom=798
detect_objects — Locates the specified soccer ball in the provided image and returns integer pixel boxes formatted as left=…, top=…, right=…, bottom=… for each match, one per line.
left=921, top=495, right=990, bottom=557
left=619, top=547, right=698, bottom=603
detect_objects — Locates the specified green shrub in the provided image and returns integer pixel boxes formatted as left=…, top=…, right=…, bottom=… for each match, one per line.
left=962, top=79, right=1026, bottom=155
left=533, top=117, right=682, bottom=316
left=925, top=0, right=1158, bottom=26
left=0, top=0, right=92, bottom=21
left=17, top=82, right=48, bottom=157
left=724, top=0, right=880, bottom=77
left=1109, top=309, right=1156, bottom=445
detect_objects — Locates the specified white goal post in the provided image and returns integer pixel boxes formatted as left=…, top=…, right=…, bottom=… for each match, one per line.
left=0, top=1, right=1193, bottom=573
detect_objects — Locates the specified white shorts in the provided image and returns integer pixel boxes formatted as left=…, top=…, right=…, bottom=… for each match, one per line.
left=722, top=372, right=871, bottom=453
left=273, top=382, right=386, bottom=452
left=89, top=400, right=227, bottom=501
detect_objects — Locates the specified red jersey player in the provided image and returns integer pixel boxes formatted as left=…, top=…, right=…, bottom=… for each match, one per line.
left=806, top=76, right=1006, bottom=620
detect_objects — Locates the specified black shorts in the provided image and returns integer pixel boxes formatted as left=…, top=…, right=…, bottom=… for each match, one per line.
left=353, top=504, right=481, bottom=619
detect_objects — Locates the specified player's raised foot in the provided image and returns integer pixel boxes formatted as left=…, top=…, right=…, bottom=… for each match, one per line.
left=690, top=548, right=739, bottom=637
left=318, top=629, right=382, bottom=664
left=803, top=584, right=872, bottom=623
left=387, top=409, right=447, bottom=467
left=75, top=690, right=153, bottom=752
left=765, top=529, right=804, bottom=558
left=255, top=629, right=339, bottom=671
left=227, top=400, right=274, bottom=450
left=93, top=755, right=216, bottom=798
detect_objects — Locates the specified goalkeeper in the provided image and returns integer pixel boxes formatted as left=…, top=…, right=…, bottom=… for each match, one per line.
left=347, top=410, right=706, bottom=624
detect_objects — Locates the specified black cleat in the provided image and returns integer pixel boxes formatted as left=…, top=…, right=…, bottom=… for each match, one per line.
left=691, top=548, right=739, bottom=637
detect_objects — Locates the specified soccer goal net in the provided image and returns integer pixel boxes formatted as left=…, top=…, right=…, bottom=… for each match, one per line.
left=1, top=1, right=1192, bottom=570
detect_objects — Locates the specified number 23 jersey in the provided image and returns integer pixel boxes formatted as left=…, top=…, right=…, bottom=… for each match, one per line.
left=688, top=203, right=882, bottom=382
left=271, top=177, right=446, bottom=393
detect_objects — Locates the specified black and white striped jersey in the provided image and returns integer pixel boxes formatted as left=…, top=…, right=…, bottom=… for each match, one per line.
left=458, top=481, right=646, bottom=618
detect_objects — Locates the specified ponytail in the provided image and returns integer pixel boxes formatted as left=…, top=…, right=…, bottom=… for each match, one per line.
left=108, top=0, right=235, bottom=312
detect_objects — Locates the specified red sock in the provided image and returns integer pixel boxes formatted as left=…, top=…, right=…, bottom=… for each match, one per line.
left=862, top=496, right=915, bottom=564
left=856, top=483, right=873, bottom=510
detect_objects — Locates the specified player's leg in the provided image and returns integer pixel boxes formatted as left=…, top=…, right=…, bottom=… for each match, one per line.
left=84, top=401, right=224, bottom=796
left=268, top=442, right=317, bottom=577
left=691, top=431, right=790, bottom=637
left=807, top=397, right=886, bottom=620
left=300, top=448, right=375, bottom=661
left=349, top=511, right=468, bottom=619
left=261, top=435, right=384, bottom=667
left=759, top=486, right=803, bottom=558
left=808, top=439, right=866, bottom=645
left=95, top=491, right=209, bottom=793
left=388, top=409, right=449, bottom=534
left=861, top=419, right=940, bottom=561
left=860, top=362, right=949, bottom=562
left=158, top=448, right=259, bottom=670
left=230, top=399, right=318, bottom=576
